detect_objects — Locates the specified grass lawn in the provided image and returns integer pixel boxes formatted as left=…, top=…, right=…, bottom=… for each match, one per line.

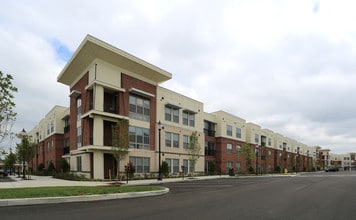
left=0, top=185, right=165, bottom=199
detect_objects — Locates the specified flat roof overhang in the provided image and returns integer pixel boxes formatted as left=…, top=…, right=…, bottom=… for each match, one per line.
left=57, top=35, right=172, bottom=86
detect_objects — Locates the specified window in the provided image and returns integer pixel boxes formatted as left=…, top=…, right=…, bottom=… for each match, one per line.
left=236, top=128, right=241, bottom=138
left=183, top=111, right=195, bottom=127
left=173, top=133, right=179, bottom=148
left=183, top=135, right=189, bottom=149
left=165, top=132, right=172, bottom=147
left=76, top=156, right=82, bottom=172
left=227, top=125, right=232, bottom=136
left=227, top=143, right=232, bottom=154
left=165, top=158, right=171, bottom=173
left=227, top=161, right=232, bottom=169
left=129, top=96, right=150, bottom=121
left=165, top=105, right=179, bottom=123
left=47, top=123, right=50, bottom=135
left=50, top=120, right=54, bottom=133
left=236, top=162, right=241, bottom=173
left=183, top=159, right=189, bottom=173
left=236, top=145, right=241, bottom=155
left=165, top=132, right=179, bottom=148
left=268, top=137, right=272, bottom=146
left=255, top=134, right=259, bottom=143
left=129, top=126, right=150, bottom=150
left=173, top=159, right=179, bottom=173
left=77, top=127, right=82, bottom=148
left=130, top=156, right=150, bottom=173
left=77, top=98, right=81, bottom=121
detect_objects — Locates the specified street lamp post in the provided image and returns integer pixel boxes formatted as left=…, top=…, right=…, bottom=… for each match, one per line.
left=19, top=128, right=27, bottom=179
left=157, top=121, right=163, bottom=181
left=255, top=145, right=259, bottom=175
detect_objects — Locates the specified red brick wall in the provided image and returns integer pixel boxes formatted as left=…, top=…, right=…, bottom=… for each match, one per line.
left=69, top=72, right=89, bottom=150
left=121, top=73, right=157, bottom=151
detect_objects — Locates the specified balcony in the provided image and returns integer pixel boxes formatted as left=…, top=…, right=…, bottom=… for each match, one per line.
left=104, top=105, right=117, bottom=114
left=63, top=146, right=70, bottom=155
left=64, top=125, right=70, bottom=133
left=204, top=129, right=216, bottom=137
left=205, top=149, right=216, bottom=156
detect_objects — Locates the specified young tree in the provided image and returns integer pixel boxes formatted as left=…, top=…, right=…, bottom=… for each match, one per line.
left=0, top=71, right=18, bottom=145
left=4, top=150, right=16, bottom=175
left=240, top=143, right=255, bottom=174
left=186, top=131, right=201, bottom=176
left=111, top=119, right=129, bottom=181
left=16, top=134, right=36, bottom=179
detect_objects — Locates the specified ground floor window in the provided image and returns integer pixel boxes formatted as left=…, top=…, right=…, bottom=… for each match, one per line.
left=236, top=162, right=241, bottom=173
left=183, top=159, right=189, bottom=173
left=129, top=156, right=150, bottom=173
left=227, top=161, right=232, bottom=169
left=165, top=158, right=179, bottom=173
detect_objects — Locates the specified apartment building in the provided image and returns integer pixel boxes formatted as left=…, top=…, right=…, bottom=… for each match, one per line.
left=26, top=35, right=330, bottom=179
left=206, top=111, right=247, bottom=174
left=28, top=105, right=69, bottom=172
left=329, top=153, right=353, bottom=170
left=157, top=87, right=205, bottom=174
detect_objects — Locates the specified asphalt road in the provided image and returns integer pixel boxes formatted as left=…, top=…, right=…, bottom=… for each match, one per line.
left=1, top=172, right=356, bottom=220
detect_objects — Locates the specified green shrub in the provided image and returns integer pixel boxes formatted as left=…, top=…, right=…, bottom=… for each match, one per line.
left=161, top=161, right=169, bottom=177
left=61, top=159, right=70, bottom=173
left=47, top=161, right=55, bottom=175
left=38, top=163, right=45, bottom=172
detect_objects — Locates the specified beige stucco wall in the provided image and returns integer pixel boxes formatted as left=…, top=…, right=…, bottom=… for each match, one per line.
left=245, top=122, right=262, bottom=145
left=28, top=105, right=68, bottom=142
left=210, top=110, right=246, bottom=142
left=156, top=86, right=205, bottom=173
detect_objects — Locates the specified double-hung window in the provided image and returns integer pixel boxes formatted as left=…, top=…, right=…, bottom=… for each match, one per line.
left=236, top=127, right=241, bottom=139
left=227, top=143, right=233, bottom=154
left=165, top=105, right=179, bottom=123
left=183, top=111, right=195, bottom=127
left=129, top=126, right=150, bottom=150
left=129, top=96, right=150, bottom=121
left=226, top=125, right=232, bottom=136
left=183, top=135, right=189, bottom=149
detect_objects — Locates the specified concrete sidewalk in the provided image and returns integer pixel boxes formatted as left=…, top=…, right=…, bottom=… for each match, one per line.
left=0, top=174, right=229, bottom=188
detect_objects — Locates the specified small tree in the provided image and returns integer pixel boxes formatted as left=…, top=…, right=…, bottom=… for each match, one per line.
left=161, top=161, right=169, bottom=177
left=207, top=161, right=216, bottom=175
left=125, top=161, right=136, bottom=179
left=16, top=133, right=36, bottom=179
left=4, top=150, right=16, bottom=175
left=61, top=158, right=70, bottom=173
left=186, top=131, right=201, bottom=176
left=38, top=163, right=45, bottom=172
left=47, top=161, right=55, bottom=175
left=240, top=143, right=255, bottom=174
left=112, top=119, right=129, bottom=181
left=0, top=71, right=18, bottom=145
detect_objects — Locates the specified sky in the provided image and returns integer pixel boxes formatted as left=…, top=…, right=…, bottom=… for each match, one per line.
left=1, top=0, right=356, bottom=154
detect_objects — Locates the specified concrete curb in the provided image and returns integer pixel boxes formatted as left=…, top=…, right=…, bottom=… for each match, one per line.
left=0, top=188, right=169, bottom=207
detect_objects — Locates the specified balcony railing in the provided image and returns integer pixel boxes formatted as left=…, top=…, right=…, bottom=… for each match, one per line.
left=204, top=129, right=216, bottom=137
left=63, top=146, right=70, bottom=155
left=64, top=125, right=70, bottom=133
left=205, top=149, right=216, bottom=156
